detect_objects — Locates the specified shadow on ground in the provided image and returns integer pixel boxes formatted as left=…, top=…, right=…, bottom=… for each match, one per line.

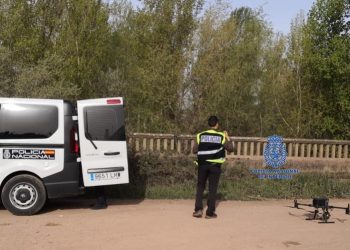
left=40, top=197, right=145, bottom=214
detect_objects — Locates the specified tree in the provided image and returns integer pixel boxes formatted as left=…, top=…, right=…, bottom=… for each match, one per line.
left=189, top=6, right=271, bottom=135
left=55, top=0, right=112, bottom=99
left=107, top=0, right=204, bottom=132
left=303, top=0, right=350, bottom=139
left=0, top=46, right=17, bottom=96
left=258, top=12, right=319, bottom=138
left=0, top=0, right=65, bottom=64
left=0, top=0, right=112, bottom=100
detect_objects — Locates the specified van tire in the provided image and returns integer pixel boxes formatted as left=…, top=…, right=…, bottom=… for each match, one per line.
left=1, top=174, right=47, bottom=216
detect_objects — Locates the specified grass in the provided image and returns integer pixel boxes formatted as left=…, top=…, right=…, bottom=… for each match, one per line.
left=107, top=173, right=350, bottom=200
left=104, top=153, right=350, bottom=200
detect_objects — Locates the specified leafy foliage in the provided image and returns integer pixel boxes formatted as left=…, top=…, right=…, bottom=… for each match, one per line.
left=303, top=0, right=350, bottom=139
left=0, top=0, right=349, bottom=139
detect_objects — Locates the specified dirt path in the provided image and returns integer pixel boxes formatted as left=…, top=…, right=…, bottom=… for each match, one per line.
left=0, top=199, right=349, bottom=250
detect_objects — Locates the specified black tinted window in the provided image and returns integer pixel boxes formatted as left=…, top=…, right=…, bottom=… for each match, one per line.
left=0, top=103, right=58, bottom=139
left=84, top=105, right=125, bottom=141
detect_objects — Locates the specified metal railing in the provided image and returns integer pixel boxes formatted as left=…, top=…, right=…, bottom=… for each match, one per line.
left=128, top=133, right=350, bottom=161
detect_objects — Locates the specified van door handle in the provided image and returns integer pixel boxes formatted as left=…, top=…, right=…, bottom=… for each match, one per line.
left=104, top=152, right=120, bottom=156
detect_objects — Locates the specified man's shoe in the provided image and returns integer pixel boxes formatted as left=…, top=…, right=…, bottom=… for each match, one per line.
left=205, top=213, right=218, bottom=219
left=193, top=210, right=203, bottom=218
left=91, top=203, right=108, bottom=210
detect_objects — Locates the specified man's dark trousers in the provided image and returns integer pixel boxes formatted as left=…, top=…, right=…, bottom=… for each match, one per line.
left=195, top=163, right=221, bottom=216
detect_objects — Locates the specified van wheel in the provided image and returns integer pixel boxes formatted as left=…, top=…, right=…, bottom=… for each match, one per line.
left=1, top=175, right=47, bottom=216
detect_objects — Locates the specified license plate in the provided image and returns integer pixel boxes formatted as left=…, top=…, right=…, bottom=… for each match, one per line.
left=90, top=172, right=121, bottom=181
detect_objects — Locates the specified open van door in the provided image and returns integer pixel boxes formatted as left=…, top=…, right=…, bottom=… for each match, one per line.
left=77, top=98, right=129, bottom=187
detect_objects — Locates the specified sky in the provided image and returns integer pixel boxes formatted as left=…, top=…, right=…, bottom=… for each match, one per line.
left=130, top=0, right=316, bottom=34
left=226, top=0, right=315, bottom=34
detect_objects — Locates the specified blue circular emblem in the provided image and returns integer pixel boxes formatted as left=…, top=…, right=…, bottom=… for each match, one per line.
left=263, top=135, right=287, bottom=168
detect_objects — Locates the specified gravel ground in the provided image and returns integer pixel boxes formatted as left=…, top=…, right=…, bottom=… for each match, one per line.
left=0, top=199, right=349, bottom=250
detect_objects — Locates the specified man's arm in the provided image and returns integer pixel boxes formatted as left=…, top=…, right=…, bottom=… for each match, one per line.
left=192, top=142, right=198, bottom=154
left=224, top=141, right=234, bottom=153
left=224, top=131, right=234, bottom=153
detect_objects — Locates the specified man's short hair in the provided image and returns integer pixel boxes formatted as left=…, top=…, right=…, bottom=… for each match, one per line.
left=208, top=115, right=219, bottom=127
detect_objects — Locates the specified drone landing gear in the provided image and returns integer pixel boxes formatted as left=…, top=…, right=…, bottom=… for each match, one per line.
left=294, top=198, right=349, bottom=224
left=306, top=208, right=334, bottom=223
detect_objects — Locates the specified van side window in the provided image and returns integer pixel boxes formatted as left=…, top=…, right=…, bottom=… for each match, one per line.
left=84, top=105, right=126, bottom=141
left=0, top=103, right=59, bottom=139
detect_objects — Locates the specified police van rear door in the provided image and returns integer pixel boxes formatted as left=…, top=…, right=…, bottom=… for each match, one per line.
left=77, top=98, right=129, bottom=187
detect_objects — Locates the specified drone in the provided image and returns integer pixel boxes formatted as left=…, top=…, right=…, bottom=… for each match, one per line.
left=293, top=198, right=350, bottom=223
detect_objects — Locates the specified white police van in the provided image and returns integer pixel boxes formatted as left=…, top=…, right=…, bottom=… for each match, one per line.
left=0, top=97, right=129, bottom=215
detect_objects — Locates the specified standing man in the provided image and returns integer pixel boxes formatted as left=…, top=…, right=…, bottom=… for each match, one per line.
left=192, top=116, right=233, bottom=219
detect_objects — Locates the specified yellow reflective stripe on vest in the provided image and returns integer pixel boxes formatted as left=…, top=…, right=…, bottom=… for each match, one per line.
left=206, top=158, right=225, bottom=164
left=196, top=133, right=201, bottom=144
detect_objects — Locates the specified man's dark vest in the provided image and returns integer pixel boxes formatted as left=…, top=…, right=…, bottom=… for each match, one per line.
left=196, top=129, right=226, bottom=165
